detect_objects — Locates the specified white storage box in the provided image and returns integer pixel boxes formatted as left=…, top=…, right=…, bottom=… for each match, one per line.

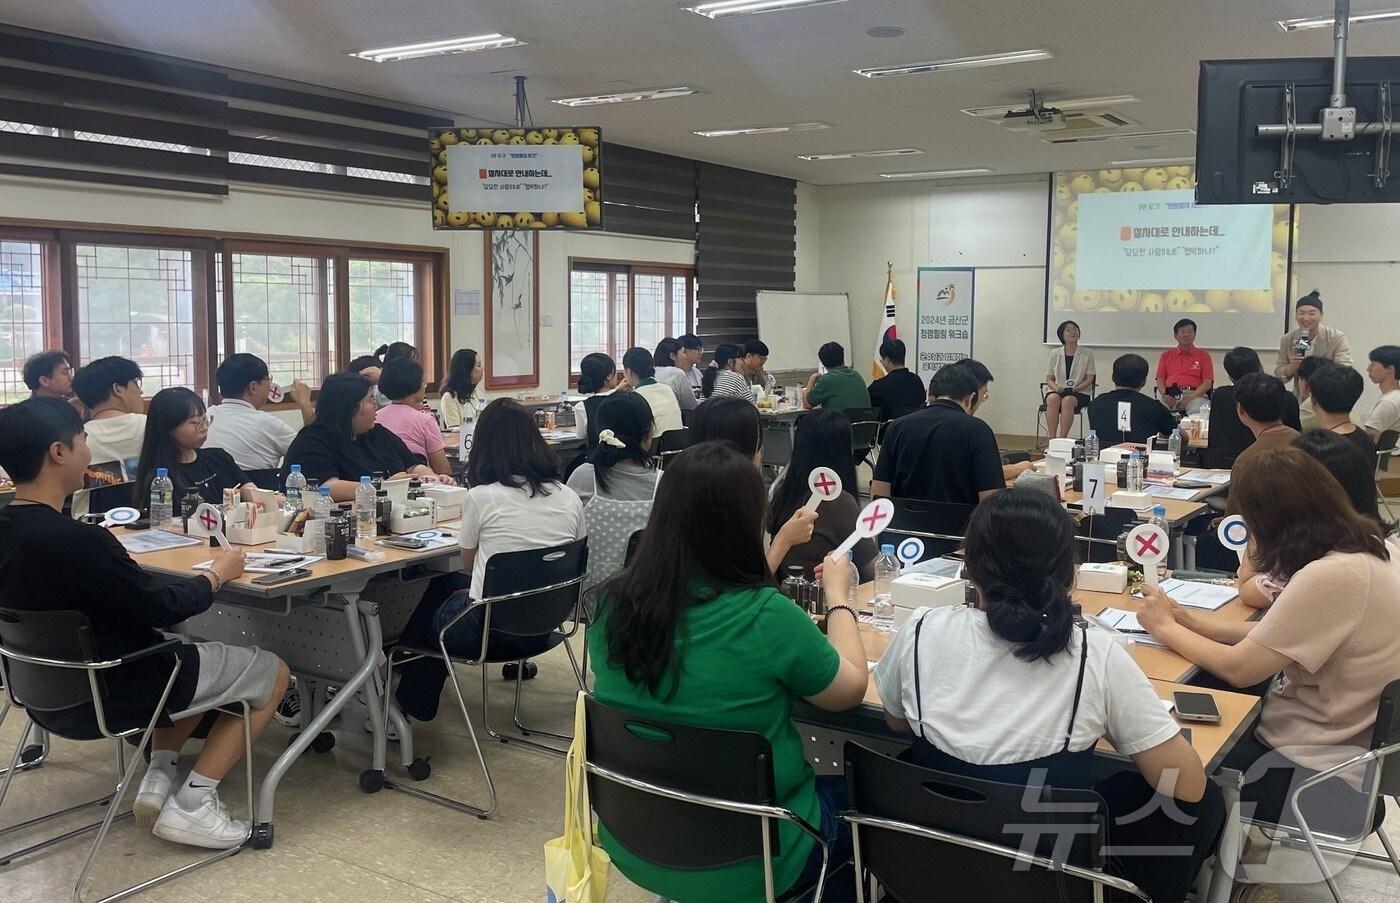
left=423, top=484, right=468, bottom=523
left=891, top=573, right=967, bottom=611
left=1099, top=447, right=1130, bottom=468
left=1078, top=562, right=1129, bottom=594
left=1147, top=452, right=1177, bottom=477
left=1047, top=438, right=1077, bottom=459
left=390, top=498, right=436, bottom=535
left=1110, top=490, right=1153, bottom=510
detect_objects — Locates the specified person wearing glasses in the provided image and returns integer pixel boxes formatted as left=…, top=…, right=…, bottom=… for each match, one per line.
left=71, top=355, right=148, bottom=478
left=206, top=353, right=313, bottom=471
left=134, top=387, right=257, bottom=517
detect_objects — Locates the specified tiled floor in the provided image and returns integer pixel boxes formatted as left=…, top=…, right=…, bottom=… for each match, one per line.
left=4, top=643, right=1400, bottom=902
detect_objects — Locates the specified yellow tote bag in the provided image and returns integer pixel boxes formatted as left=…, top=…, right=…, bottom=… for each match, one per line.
left=545, top=691, right=611, bottom=903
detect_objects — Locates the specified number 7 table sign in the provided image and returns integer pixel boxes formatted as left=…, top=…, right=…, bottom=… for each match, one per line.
left=1081, top=463, right=1107, bottom=515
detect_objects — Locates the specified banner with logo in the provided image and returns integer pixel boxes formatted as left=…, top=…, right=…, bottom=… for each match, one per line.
left=915, top=267, right=975, bottom=389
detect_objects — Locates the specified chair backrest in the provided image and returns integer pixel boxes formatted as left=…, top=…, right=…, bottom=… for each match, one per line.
left=880, top=497, right=975, bottom=558
left=1074, top=507, right=1138, bottom=564
left=843, top=742, right=1113, bottom=903
left=584, top=694, right=781, bottom=869
left=0, top=607, right=102, bottom=713
left=1377, top=430, right=1399, bottom=474
left=845, top=407, right=880, bottom=450
left=1199, top=446, right=1237, bottom=470
left=478, top=538, right=588, bottom=637
left=1370, top=679, right=1400, bottom=796
left=242, top=468, right=282, bottom=491
left=656, top=428, right=689, bottom=455
left=85, top=481, right=138, bottom=515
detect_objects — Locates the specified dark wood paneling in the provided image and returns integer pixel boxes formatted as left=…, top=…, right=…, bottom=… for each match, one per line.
left=0, top=162, right=228, bottom=196
left=227, top=78, right=451, bottom=130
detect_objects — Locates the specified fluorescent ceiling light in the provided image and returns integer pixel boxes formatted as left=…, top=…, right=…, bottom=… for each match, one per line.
left=1277, top=9, right=1400, bottom=31
left=684, top=0, right=848, bottom=19
left=797, top=148, right=923, bottom=161
left=1108, top=157, right=1193, bottom=167
left=960, top=95, right=1140, bottom=117
left=854, top=49, right=1052, bottom=79
left=349, top=33, right=524, bottom=62
left=693, top=121, right=829, bottom=138
left=879, top=168, right=993, bottom=179
left=1042, top=128, right=1194, bottom=145
left=551, top=86, right=701, bottom=107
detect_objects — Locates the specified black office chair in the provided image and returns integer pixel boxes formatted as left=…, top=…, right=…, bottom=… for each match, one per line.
left=1231, top=680, right=1400, bottom=903
left=878, top=498, right=976, bottom=560
left=242, top=468, right=282, bottom=492
left=655, top=428, right=690, bottom=469
left=845, top=407, right=880, bottom=469
left=1074, top=506, right=1138, bottom=564
left=0, top=608, right=255, bottom=903
left=1036, top=380, right=1096, bottom=448
left=1376, top=430, right=1398, bottom=522
left=841, top=741, right=1149, bottom=903
left=380, top=539, right=588, bottom=818
left=583, top=695, right=833, bottom=903
left=1198, top=446, right=1237, bottom=471
left=83, top=482, right=138, bottom=516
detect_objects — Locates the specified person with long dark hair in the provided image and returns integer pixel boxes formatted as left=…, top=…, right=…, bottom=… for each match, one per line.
left=767, top=409, right=874, bottom=580
left=439, top=348, right=483, bottom=429
left=283, top=372, right=438, bottom=501
left=395, top=398, right=585, bottom=717
left=572, top=352, right=617, bottom=448
left=133, top=387, right=254, bottom=516
left=589, top=441, right=868, bottom=903
left=876, top=489, right=1222, bottom=903
left=700, top=343, right=751, bottom=402
left=1140, top=447, right=1400, bottom=839
left=566, top=392, right=656, bottom=505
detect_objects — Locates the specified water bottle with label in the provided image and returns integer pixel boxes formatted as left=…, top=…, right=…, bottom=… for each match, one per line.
left=354, top=476, right=377, bottom=546
left=150, top=467, right=173, bottom=531
left=871, top=544, right=898, bottom=632
left=312, top=485, right=332, bottom=519
left=1127, top=451, right=1144, bottom=492
left=1167, top=428, right=1182, bottom=464
left=285, top=463, right=307, bottom=510
left=1084, top=429, right=1099, bottom=462
left=1150, top=505, right=1171, bottom=580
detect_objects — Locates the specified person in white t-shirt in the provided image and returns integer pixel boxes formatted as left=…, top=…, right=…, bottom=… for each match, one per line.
left=205, top=354, right=313, bottom=472
left=394, top=398, right=585, bottom=720
left=651, top=337, right=698, bottom=413
left=1363, top=344, right=1400, bottom=444
left=72, top=356, right=148, bottom=478
left=874, top=489, right=1223, bottom=903
left=622, top=347, right=682, bottom=437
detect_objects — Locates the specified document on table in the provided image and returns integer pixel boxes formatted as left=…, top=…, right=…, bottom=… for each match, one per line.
left=1146, top=485, right=1202, bottom=500
left=1178, top=470, right=1231, bottom=485
left=117, top=530, right=204, bottom=554
left=1159, top=578, right=1237, bottom=611
left=1091, top=607, right=1169, bottom=648
left=194, top=553, right=323, bottom=574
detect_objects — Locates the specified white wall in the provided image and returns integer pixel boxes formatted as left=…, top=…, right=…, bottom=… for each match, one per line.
left=812, top=176, right=1400, bottom=436
left=0, top=175, right=694, bottom=400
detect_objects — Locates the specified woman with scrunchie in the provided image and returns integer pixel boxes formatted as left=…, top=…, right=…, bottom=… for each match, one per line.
left=873, top=489, right=1224, bottom=903
left=566, top=392, right=657, bottom=506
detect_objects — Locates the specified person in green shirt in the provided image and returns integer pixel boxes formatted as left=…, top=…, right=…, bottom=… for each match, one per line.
left=588, top=440, right=869, bottom=903
left=803, top=342, right=872, bottom=413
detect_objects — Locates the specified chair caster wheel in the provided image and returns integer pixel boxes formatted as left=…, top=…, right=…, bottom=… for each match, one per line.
left=407, top=758, right=431, bottom=781
left=502, top=661, right=538, bottom=681
left=311, top=732, right=336, bottom=754
left=359, top=769, right=385, bottom=793
left=252, top=823, right=274, bottom=849
left=18, top=745, right=44, bottom=766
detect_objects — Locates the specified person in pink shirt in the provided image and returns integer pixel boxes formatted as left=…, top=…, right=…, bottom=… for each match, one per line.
left=375, top=358, right=453, bottom=478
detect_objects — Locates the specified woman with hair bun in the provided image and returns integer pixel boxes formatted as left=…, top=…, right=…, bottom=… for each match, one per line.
left=873, top=488, right=1223, bottom=903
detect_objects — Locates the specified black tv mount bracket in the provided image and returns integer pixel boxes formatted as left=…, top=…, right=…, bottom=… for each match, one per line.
left=1255, top=0, right=1396, bottom=189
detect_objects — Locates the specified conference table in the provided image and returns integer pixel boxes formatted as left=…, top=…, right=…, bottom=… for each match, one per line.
left=133, top=531, right=465, bottom=849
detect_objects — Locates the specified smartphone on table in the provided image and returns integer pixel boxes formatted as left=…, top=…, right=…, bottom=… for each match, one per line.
left=251, top=567, right=313, bottom=587
left=1172, top=691, right=1222, bottom=724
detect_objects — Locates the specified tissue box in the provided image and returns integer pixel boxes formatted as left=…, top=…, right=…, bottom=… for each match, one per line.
left=1047, top=438, right=1076, bottom=459
left=1147, top=452, right=1177, bottom=476
left=1110, top=490, right=1153, bottom=510
left=1099, top=447, right=1130, bottom=467
left=227, top=522, right=279, bottom=546
left=1078, top=562, right=1128, bottom=594
left=423, top=484, right=468, bottom=522
left=891, top=573, right=967, bottom=610
left=390, top=499, right=436, bottom=535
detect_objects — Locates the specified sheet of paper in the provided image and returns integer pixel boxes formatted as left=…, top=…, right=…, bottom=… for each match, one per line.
left=1093, top=607, right=1169, bottom=647
left=1178, top=470, right=1232, bottom=485
left=116, top=530, right=204, bottom=554
left=1147, top=485, right=1202, bottom=500
left=194, top=554, right=324, bottom=574
left=1159, top=578, right=1238, bottom=611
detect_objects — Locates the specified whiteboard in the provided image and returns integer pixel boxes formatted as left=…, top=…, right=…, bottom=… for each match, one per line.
left=755, top=291, right=852, bottom=373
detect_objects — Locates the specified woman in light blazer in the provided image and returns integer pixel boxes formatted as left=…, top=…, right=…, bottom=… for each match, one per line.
left=1045, top=320, right=1096, bottom=438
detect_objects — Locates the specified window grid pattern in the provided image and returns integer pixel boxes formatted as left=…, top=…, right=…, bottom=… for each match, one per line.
left=75, top=245, right=196, bottom=394
left=73, top=131, right=210, bottom=155
left=228, top=152, right=336, bottom=173
left=229, top=253, right=335, bottom=388
left=633, top=274, right=667, bottom=356
left=0, top=121, right=59, bottom=137
left=0, top=241, right=47, bottom=404
left=346, top=166, right=429, bottom=186
left=570, top=265, right=693, bottom=373
left=348, top=259, right=416, bottom=360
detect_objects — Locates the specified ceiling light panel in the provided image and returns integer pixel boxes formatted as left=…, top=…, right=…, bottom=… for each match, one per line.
left=1277, top=9, right=1400, bottom=31
left=693, top=121, right=829, bottom=138
left=350, top=33, right=523, bottom=62
left=878, top=168, right=993, bottom=179
left=684, top=0, right=849, bottom=19
left=551, top=86, right=701, bottom=107
left=797, top=148, right=923, bottom=160
left=854, top=49, right=1052, bottom=78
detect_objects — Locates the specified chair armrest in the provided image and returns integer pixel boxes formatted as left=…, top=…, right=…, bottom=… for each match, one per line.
left=91, top=637, right=184, bottom=670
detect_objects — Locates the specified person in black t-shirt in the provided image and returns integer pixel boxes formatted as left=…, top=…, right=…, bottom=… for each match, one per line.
left=1208, top=347, right=1302, bottom=466
left=872, top=363, right=1007, bottom=505
left=867, top=338, right=927, bottom=423
left=133, top=387, right=255, bottom=515
left=0, top=398, right=288, bottom=850
left=1088, top=354, right=1178, bottom=445
left=1307, top=363, right=1377, bottom=466
left=283, top=372, right=444, bottom=502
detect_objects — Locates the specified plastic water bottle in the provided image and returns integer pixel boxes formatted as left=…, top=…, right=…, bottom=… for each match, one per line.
left=1127, top=451, right=1144, bottom=491
left=846, top=550, right=860, bottom=609
left=354, top=476, right=377, bottom=546
left=312, top=485, right=332, bottom=519
left=1084, top=429, right=1099, bottom=462
left=1167, top=428, right=1182, bottom=463
left=285, top=464, right=307, bottom=510
left=871, top=544, right=898, bottom=633
left=1150, top=505, right=1171, bottom=580
left=150, top=468, right=173, bottom=531
left=765, top=371, right=777, bottom=396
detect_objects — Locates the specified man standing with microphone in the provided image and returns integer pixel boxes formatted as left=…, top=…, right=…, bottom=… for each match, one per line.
left=1275, top=290, right=1352, bottom=397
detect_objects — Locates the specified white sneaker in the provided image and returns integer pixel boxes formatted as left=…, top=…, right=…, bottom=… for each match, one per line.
left=133, top=769, right=174, bottom=829
left=151, top=794, right=250, bottom=850
left=363, top=717, right=400, bottom=742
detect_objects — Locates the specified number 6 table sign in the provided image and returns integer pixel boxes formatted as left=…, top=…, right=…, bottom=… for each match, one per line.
left=803, top=466, right=843, bottom=513
left=1125, top=522, right=1169, bottom=589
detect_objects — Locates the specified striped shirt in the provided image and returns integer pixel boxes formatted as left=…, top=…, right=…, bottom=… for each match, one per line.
left=706, top=369, right=754, bottom=402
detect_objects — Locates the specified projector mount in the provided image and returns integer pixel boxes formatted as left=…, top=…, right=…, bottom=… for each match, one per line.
left=1256, top=0, right=1396, bottom=188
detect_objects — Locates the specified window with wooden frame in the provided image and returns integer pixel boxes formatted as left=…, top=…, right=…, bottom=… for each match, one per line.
left=567, top=259, right=694, bottom=375
left=0, top=224, right=447, bottom=402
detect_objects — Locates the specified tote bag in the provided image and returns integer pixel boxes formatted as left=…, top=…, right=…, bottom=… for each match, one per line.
left=544, top=691, right=610, bottom=903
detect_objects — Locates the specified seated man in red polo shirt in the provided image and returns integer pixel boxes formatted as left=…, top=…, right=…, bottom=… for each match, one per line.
left=1156, top=318, right=1214, bottom=414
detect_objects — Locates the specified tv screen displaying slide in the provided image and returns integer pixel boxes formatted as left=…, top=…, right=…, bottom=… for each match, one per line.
left=1045, top=166, right=1294, bottom=348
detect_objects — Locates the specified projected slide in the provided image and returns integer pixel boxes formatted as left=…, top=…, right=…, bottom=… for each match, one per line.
left=1045, top=167, right=1294, bottom=348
